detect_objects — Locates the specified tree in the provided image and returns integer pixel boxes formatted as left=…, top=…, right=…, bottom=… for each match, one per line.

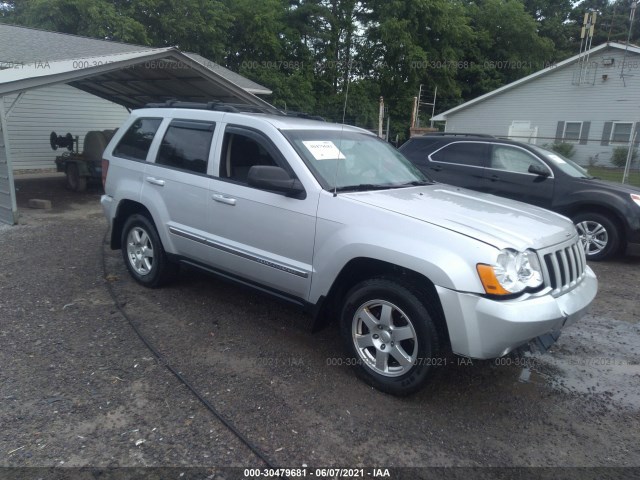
left=570, top=0, right=640, bottom=47
left=523, top=0, right=577, bottom=59
left=359, top=0, right=473, bottom=138
left=458, top=0, right=554, bottom=100
left=4, top=0, right=148, bottom=43
left=116, top=0, right=232, bottom=61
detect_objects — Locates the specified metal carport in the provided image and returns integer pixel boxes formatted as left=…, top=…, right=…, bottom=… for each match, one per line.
left=0, top=47, right=277, bottom=225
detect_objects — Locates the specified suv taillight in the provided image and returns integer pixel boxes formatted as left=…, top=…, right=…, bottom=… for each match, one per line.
left=102, top=158, right=109, bottom=189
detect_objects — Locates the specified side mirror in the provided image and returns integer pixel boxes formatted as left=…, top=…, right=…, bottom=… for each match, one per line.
left=528, top=164, right=550, bottom=177
left=247, top=166, right=306, bottom=198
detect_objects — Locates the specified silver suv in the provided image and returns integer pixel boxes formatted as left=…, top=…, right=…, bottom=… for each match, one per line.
left=101, top=103, right=598, bottom=395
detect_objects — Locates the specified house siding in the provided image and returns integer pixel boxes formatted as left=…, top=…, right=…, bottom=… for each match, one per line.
left=3, top=84, right=129, bottom=171
left=442, top=48, right=640, bottom=166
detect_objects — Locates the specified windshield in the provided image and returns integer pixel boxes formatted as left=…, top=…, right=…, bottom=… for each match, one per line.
left=531, top=145, right=593, bottom=178
left=283, top=129, right=430, bottom=191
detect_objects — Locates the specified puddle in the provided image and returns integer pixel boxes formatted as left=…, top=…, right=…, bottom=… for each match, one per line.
left=528, top=315, right=640, bottom=409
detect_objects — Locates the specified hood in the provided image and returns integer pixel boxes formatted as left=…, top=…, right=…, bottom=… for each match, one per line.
left=343, top=185, right=577, bottom=251
left=575, top=177, right=640, bottom=195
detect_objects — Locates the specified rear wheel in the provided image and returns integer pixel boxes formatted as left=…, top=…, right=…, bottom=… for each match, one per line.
left=573, top=212, right=620, bottom=261
left=340, top=277, right=441, bottom=396
left=121, top=214, right=178, bottom=288
left=66, top=163, right=87, bottom=192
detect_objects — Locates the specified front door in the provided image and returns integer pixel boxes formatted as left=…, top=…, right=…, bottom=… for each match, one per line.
left=484, top=144, right=554, bottom=208
left=207, top=126, right=317, bottom=300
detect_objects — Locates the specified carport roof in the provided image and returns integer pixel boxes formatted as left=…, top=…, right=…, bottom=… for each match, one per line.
left=0, top=22, right=271, bottom=95
left=0, top=48, right=277, bottom=110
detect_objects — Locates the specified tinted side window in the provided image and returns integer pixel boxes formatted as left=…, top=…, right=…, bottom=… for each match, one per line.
left=156, top=120, right=215, bottom=174
left=431, top=143, right=486, bottom=167
left=491, top=145, right=547, bottom=174
left=113, top=118, right=162, bottom=161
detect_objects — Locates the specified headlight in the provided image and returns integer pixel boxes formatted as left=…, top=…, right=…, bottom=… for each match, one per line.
left=631, top=194, right=640, bottom=208
left=477, top=249, right=543, bottom=296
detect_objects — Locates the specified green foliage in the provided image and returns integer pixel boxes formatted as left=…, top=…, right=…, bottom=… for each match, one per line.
left=550, top=142, right=576, bottom=159
left=4, top=0, right=633, bottom=143
left=4, top=0, right=148, bottom=43
left=611, top=146, right=638, bottom=168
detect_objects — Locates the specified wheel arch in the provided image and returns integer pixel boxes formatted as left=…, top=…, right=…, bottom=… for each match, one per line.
left=566, top=203, right=627, bottom=249
left=312, top=257, right=450, bottom=347
left=110, top=200, right=154, bottom=250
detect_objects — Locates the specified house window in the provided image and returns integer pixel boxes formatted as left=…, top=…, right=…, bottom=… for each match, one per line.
left=563, top=122, right=582, bottom=142
left=610, top=122, right=633, bottom=144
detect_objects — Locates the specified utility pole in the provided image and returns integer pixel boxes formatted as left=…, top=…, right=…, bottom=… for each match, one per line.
left=416, top=84, right=423, bottom=128
left=623, top=126, right=638, bottom=184
left=378, top=97, right=384, bottom=138
left=411, top=97, right=418, bottom=129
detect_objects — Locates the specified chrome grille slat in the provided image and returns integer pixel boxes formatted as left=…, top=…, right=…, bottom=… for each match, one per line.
left=570, top=243, right=581, bottom=280
left=549, top=253, right=562, bottom=290
left=557, top=250, right=567, bottom=285
left=542, top=238, right=586, bottom=296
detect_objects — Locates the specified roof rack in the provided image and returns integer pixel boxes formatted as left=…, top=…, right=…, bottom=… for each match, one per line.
left=422, top=132, right=495, bottom=138
left=142, top=100, right=325, bottom=121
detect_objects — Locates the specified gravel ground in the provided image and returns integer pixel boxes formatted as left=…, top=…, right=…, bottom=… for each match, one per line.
left=1, top=175, right=638, bottom=478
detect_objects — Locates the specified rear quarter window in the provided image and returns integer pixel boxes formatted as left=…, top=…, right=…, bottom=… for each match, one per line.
left=430, top=142, right=487, bottom=167
left=113, top=118, right=162, bottom=161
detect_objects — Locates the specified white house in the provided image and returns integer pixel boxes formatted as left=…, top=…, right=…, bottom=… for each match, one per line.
left=431, top=42, right=640, bottom=167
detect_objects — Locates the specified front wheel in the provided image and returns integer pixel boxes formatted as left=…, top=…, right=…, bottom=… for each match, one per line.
left=121, top=214, right=178, bottom=288
left=573, top=212, right=620, bottom=261
left=340, top=277, right=441, bottom=396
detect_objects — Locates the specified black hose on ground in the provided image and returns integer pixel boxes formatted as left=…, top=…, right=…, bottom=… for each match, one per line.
left=101, top=229, right=288, bottom=477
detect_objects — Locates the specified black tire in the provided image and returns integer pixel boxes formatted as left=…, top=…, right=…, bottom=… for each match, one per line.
left=573, top=212, right=620, bottom=261
left=66, top=163, right=87, bottom=192
left=120, top=214, right=179, bottom=288
left=339, top=277, right=441, bottom=396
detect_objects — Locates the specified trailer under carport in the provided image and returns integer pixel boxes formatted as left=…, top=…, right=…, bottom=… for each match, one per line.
left=0, top=47, right=277, bottom=225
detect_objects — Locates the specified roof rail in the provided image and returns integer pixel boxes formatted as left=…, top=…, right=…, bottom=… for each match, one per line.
left=142, top=100, right=275, bottom=113
left=142, top=100, right=325, bottom=121
left=422, top=132, right=495, bottom=138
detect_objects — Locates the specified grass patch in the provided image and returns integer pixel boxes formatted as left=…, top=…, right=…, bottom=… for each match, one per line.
left=587, top=167, right=640, bottom=188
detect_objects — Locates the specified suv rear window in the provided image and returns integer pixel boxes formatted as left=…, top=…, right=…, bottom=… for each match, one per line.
left=431, top=142, right=486, bottom=167
left=398, top=138, right=441, bottom=164
left=113, top=118, right=162, bottom=161
left=156, top=120, right=215, bottom=174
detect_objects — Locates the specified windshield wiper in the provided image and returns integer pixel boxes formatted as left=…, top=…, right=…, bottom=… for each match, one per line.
left=334, top=183, right=399, bottom=192
left=398, top=180, right=434, bottom=186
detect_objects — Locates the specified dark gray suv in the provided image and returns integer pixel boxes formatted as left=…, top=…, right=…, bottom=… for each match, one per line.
left=400, top=134, right=640, bottom=261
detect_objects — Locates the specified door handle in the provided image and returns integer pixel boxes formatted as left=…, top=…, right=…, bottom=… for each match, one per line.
left=489, top=175, right=500, bottom=182
left=430, top=165, right=442, bottom=172
left=145, top=176, right=165, bottom=186
left=212, top=193, right=237, bottom=206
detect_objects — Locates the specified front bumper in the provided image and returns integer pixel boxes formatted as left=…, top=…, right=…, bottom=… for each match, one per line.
left=436, top=266, right=598, bottom=359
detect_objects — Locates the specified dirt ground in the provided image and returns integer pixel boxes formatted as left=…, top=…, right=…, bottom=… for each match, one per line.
left=0, top=174, right=638, bottom=479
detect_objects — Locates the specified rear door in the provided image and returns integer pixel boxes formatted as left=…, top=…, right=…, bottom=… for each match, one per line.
left=484, top=143, right=554, bottom=208
left=426, top=141, right=489, bottom=190
left=141, top=118, right=217, bottom=264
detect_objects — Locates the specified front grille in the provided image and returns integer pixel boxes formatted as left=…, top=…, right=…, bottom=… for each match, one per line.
left=542, top=239, right=586, bottom=296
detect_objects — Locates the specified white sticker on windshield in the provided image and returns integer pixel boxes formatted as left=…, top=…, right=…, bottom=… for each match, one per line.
left=547, top=154, right=566, bottom=164
left=302, top=141, right=346, bottom=160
